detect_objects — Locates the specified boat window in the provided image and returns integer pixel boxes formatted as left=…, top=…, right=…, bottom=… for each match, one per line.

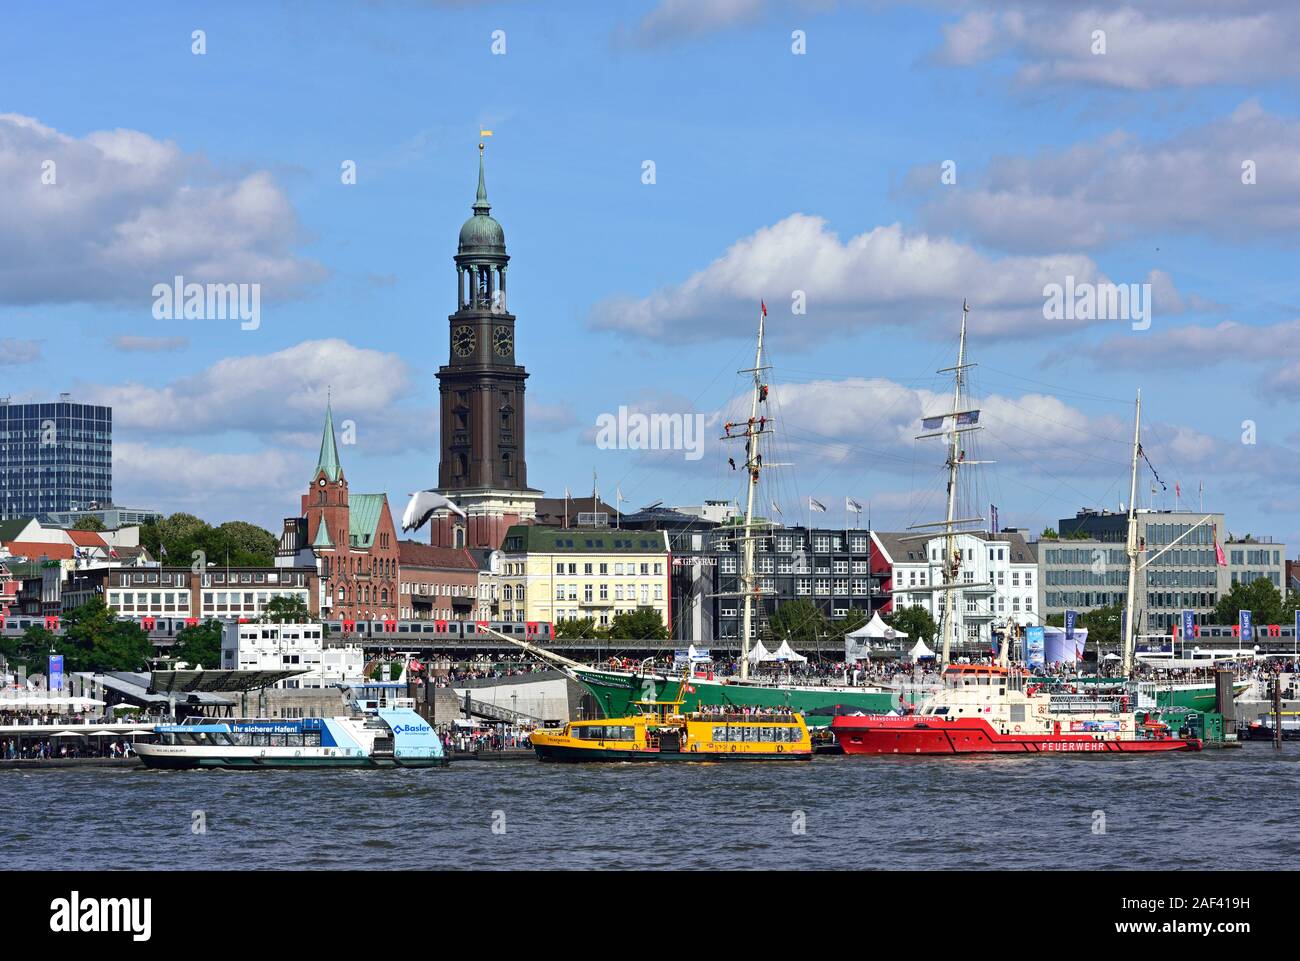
left=932, top=707, right=949, bottom=715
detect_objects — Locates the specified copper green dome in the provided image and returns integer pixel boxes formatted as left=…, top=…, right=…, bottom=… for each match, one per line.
left=458, top=146, right=505, bottom=252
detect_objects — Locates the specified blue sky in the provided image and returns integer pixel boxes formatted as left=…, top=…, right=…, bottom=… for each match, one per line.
left=2, top=0, right=1299, bottom=549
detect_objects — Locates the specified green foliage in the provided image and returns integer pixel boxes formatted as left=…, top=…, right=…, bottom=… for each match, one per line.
left=52, top=598, right=152, bottom=672
left=172, top=619, right=224, bottom=670
left=607, top=608, right=669, bottom=641
left=262, top=595, right=312, bottom=623
left=828, top=607, right=869, bottom=641
left=1066, top=529, right=1092, bottom=540
left=1046, top=603, right=1122, bottom=648
left=554, top=617, right=600, bottom=639
left=766, top=598, right=825, bottom=643
left=1, top=625, right=58, bottom=668
left=72, top=516, right=108, bottom=532
left=1213, top=577, right=1294, bottom=627
left=139, top=512, right=278, bottom=568
left=884, top=605, right=938, bottom=643
left=1040, top=527, right=1058, bottom=540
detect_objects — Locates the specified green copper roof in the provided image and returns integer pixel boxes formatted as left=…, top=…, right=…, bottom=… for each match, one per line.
left=459, top=145, right=505, bottom=252
left=316, top=401, right=342, bottom=482
left=312, top=521, right=333, bottom=549
left=500, top=525, right=668, bottom=554
left=349, top=494, right=386, bottom=548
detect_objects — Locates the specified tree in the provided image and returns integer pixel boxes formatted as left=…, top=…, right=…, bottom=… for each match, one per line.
left=139, top=513, right=278, bottom=569
left=58, top=598, right=152, bottom=672
left=212, top=521, right=278, bottom=566
left=1047, top=603, right=1121, bottom=649
left=172, top=619, right=224, bottom=669
left=554, top=617, right=600, bottom=639
left=766, top=598, right=826, bottom=644
left=1066, top=529, right=1092, bottom=540
left=72, top=516, right=108, bottom=532
left=1040, top=527, right=1059, bottom=539
left=884, top=605, right=938, bottom=644
left=1213, top=577, right=1293, bottom=627
left=607, top=608, right=669, bottom=641
left=262, top=595, right=312, bottom=623
left=2, top=625, right=58, bottom=669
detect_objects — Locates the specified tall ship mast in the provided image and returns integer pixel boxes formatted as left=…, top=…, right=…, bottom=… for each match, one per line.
left=1122, top=389, right=1143, bottom=679
left=723, top=302, right=773, bottom=680
left=906, top=300, right=992, bottom=666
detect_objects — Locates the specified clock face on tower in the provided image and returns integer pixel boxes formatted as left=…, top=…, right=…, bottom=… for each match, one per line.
left=493, top=325, right=513, bottom=357
left=453, top=325, right=475, bottom=357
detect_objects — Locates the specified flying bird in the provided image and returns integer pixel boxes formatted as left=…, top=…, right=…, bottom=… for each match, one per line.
left=401, top=489, right=467, bottom=531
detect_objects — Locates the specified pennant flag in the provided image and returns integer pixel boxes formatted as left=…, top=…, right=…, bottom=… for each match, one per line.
left=760, top=300, right=767, bottom=316
left=770, top=501, right=783, bottom=516
left=989, top=504, right=999, bottom=534
left=922, top=416, right=944, bottom=430
left=956, top=410, right=981, bottom=426
left=809, top=497, right=827, bottom=513
left=846, top=497, right=864, bottom=514
left=1175, top=482, right=1181, bottom=498
left=480, top=129, right=493, bottom=137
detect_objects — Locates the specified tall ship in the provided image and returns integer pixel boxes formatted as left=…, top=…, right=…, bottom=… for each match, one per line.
left=135, top=704, right=449, bottom=770
left=497, top=303, right=895, bottom=723
left=832, top=303, right=1201, bottom=755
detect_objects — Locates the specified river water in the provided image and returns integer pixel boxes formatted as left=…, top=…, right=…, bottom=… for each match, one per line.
left=4, top=744, right=1295, bottom=870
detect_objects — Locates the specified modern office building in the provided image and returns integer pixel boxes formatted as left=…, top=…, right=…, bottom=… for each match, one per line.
left=0, top=396, right=112, bottom=521
left=1044, top=508, right=1286, bottom=632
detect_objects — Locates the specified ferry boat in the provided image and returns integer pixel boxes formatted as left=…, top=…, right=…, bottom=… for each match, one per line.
left=531, top=682, right=812, bottom=762
left=831, top=663, right=1201, bottom=754
left=134, top=705, right=448, bottom=769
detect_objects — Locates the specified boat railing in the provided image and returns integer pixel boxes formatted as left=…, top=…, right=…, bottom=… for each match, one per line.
left=1047, top=696, right=1126, bottom=714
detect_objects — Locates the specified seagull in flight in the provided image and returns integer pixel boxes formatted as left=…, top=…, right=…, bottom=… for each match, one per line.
left=401, top=489, right=467, bottom=531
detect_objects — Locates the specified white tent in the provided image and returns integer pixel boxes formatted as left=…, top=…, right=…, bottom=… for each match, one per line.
left=686, top=644, right=711, bottom=662
left=845, top=611, right=908, bottom=663
left=846, top=611, right=908, bottom=641
left=746, top=640, right=771, bottom=663
left=907, top=638, right=936, bottom=660
left=770, top=640, right=808, bottom=663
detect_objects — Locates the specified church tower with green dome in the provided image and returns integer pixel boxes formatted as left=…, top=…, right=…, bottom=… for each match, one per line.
left=433, top=142, right=540, bottom=550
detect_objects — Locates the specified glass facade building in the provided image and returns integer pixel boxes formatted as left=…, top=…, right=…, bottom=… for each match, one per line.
left=0, top=399, right=112, bottom=520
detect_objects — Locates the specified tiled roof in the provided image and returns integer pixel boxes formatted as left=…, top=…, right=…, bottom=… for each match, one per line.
left=397, top=541, right=480, bottom=571
left=67, top=530, right=108, bottom=548
left=2, top=541, right=74, bottom=561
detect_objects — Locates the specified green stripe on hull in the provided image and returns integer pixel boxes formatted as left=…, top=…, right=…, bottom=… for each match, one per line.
left=573, top=669, right=894, bottom=726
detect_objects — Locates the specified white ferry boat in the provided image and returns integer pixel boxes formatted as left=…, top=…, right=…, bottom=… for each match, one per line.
left=135, top=705, right=448, bottom=769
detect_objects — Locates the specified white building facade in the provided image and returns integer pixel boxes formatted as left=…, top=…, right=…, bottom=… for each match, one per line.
left=220, top=621, right=365, bottom=689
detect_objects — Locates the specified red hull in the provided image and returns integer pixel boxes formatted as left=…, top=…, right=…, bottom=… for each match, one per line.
left=831, top=716, right=1201, bottom=755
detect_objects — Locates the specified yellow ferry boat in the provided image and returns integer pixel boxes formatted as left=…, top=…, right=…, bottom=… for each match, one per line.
left=531, top=681, right=812, bottom=763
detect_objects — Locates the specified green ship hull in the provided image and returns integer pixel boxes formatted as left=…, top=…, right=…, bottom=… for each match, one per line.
left=1028, top=676, right=1248, bottom=712
left=572, top=668, right=896, bottom=727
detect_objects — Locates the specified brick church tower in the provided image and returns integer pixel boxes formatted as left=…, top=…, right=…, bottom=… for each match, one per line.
left=430, top=142, right=540, bottom=549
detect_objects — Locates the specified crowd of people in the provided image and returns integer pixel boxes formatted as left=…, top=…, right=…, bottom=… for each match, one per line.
left=2, top=737, right=135, bottom=760
left=439, top=724, right=535, bottom=753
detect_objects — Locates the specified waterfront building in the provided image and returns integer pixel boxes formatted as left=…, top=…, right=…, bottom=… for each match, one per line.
left=44, top=505, right=162, bottom=529
left=281, top=403, right=400, bottom=622
left=882, top=529, right=1038, bottom=649
left=396, top=540, right=486, bottom=620
left=429, top=144, right=541, bottom=550
left=1044, top=508, right=1286, bottom=632
left=95, top=564, right=316, bottom=620
left=495, top=524, right=671, bottom=629
left=0, top=395, right=112, bottom=521
left=220, top=621, right=365, bottom=689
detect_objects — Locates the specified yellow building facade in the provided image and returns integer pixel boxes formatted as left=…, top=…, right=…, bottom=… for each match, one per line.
left=497, top=525, right=670, bottom=630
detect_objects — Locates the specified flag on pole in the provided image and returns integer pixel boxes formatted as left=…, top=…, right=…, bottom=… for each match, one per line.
left=1214, top=538, right=1226, bottom=567
left=989, top=504, right=999, bottom=534
left=809, top=497, right=826, bottom=513
left=955, top=410, right=981, bottom=425
left=760, top=300, right=767, bottom=316
left=770, top=501, right=783, bottom=516
left=480, top=129, right=493, bottom=137
left=846, top=497, right=864, bottom=514
left=922, top=416, right=944, bottom=430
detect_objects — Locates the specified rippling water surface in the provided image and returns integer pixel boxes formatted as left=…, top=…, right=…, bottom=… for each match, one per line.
left=4, top=744, right=1295, bottom=870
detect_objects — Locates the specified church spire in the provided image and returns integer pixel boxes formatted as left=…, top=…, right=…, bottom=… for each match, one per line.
left=316, top=400, right=342, bottom=481
left=473, top=140, right=490, bottom=215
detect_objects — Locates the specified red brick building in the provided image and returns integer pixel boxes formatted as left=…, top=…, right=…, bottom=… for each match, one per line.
left=299, top=403, right=399, bottom=621
left=396, top=541, right=484, bottom=621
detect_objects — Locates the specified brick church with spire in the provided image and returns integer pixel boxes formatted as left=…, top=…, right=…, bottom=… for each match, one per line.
left=428, top=142, right=541, bottom=550
left=280, top=401, right=400, bottom=621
